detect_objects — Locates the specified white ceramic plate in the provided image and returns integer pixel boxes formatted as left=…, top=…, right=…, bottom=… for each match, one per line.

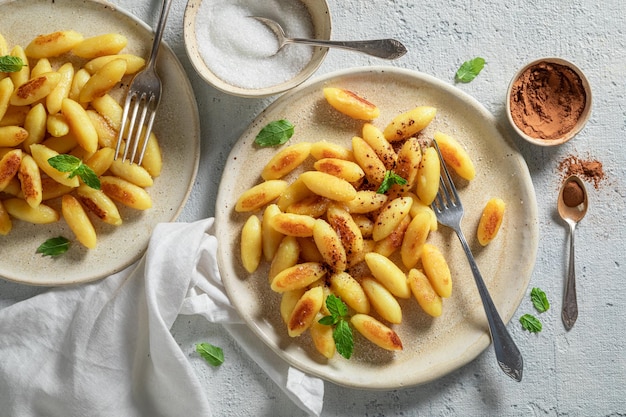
left=215, top=67, right=538, bottom=389
left=0, top=0, right=200, bottom=286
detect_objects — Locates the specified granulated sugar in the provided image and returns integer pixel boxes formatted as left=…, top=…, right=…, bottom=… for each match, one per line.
left=195, top=0, right=314, bottom=89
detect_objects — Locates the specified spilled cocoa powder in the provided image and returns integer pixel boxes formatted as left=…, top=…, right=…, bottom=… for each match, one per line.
left=510, top=61, right=587, bottom=140
left=557, top=154, right=605, bottom=189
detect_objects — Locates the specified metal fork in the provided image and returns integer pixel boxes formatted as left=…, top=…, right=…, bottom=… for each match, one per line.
left=430, top=139, right=523, bottom=381
left=115, top=0, right=172, bottom=165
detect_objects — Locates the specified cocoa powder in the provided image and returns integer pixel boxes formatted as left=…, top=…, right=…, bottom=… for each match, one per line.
left=558, top=154, right=605, bottom=189
left=510, top=61, right=586, bottom=140
left=563, top=180, right=584, bottom=207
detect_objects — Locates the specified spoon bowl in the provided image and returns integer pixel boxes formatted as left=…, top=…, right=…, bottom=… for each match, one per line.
left=251, top=16, right=407, bottom=60
left=557, top=175, right=588, bottom=330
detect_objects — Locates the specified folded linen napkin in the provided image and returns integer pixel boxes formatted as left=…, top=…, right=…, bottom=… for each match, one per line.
left=0, top=218, right=324, bottom=417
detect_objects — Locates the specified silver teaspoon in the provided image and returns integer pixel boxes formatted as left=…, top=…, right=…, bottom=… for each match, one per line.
left=251, top=16, right=407, bottom=60
left=557, top=175, right=588, bottom=330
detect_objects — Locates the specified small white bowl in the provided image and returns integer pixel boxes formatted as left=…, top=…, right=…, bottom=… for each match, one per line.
left=183, top=0, right=331, bottom=97
left=506, top=57, right=592, bottom=146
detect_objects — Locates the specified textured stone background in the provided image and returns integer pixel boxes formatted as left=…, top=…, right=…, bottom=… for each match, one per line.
left=2, top=0, right=624, bottom=415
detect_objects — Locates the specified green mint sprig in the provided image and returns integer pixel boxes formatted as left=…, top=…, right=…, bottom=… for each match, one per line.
left=519, top=314, right=542, bottom=333
left=520, top=287, right=550, bottom=333
left=37, top=236, right=71, bottom=257
left=254, top=119, right=295, bottom=147
left=455, top=57, right=485, bottom=83
left=0, top=55, right=26, bottom=73
left=47, top=154, right=100, bottom=190
left=196, top=342, right=224, bottom=366
left=318, top=294, right=354, bottom=359
left=377, top=170, right=407, bottom=194
left=530, top=287, right=550, bottom=313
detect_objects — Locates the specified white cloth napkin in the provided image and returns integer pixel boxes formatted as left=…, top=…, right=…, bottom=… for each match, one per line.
left=0, top=218, right=324, bottom=417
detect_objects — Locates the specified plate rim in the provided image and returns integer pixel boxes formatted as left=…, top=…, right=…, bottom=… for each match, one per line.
left=215, top=65, right=539, bottom=389
left=0, top=0, right=201, bottom=286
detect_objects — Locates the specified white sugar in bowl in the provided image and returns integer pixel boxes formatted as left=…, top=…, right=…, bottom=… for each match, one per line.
left=184, top=0, right=331, bottom=97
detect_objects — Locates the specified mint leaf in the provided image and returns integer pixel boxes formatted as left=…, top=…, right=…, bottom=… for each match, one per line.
left=37, top=236, right=70, bottom=256
left=0, top=55, right=26, bottom=73
left=455, top=57, right=485, bottom=83
left=530, top=287, right=550, bottom=313
left=196, top=342, right=224, bottom=366
left=254, top=119, right=294, bottom=147
left=333, top=319, right=354, bottom=359
left=319, top=295, right=354, bottom=359
left=377, top=170, right=407, bottom=194
left=48, top=154, right=82, bottom=173
left=519, top=314, right=542, bottom=333
left=318, top=315, right=335, bottom=326
left=48, top=154, right=100, bottom=190
left=325, top=294, right=348, bottom=319
left=75, top=164, right=100, bottom=189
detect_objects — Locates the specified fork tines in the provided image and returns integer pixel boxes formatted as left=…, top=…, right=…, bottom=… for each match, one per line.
left=431, top=139, right=462, bottom=211
left=115, top=91, right=159, bottom=165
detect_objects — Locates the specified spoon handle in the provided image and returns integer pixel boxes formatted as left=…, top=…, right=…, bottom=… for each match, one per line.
left=286, top=38, right=407, bottom=60
left=562, top=222, right=578, bottom=330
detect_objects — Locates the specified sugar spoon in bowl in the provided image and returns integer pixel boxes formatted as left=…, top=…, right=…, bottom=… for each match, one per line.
left=557, top=175, right=588, bottom=330
left=251, top=16, right=407, bottom=60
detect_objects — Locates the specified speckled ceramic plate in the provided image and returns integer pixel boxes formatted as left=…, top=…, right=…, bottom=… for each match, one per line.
left=0, top=0, right=200, bottom=286
left=215, top=67, right=538, bottom=389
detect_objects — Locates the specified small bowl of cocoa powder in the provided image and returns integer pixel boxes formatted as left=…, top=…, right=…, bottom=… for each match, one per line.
left=506, top=58, right=592, bottom=146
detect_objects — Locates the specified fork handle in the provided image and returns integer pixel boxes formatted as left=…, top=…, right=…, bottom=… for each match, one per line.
left=146, top=0, right=173, bottom=68
left=455, top=230, right=524, bottom=381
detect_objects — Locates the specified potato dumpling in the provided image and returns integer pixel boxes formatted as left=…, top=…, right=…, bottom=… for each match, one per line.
left=261, top=142, right=311, bottom=180
left=400, top=211, right=431, bottom=269
left=287, top=286, right=324, bottom=337
left=3, top=198, right=59, bottom=224
left=408, top=268, right=442, bottom=317
left=268, top=212, right=316, bottom=237
left=240, top=214, right=262, bottom=273
left=299, top=171, right=357, bottom=202
left=383, top=106, right=436, bottom=142
left=364, top=252, right=411, bottom=299
left=330, top=272, right=370, bottom=314
left=10, top=72, right=61, bottom=106
left=313, top=158, right=365, bottom=183
left=310, top=313, right=336, bottom=359
left=62, top=194, right=97, bottom=249
left=24, top=30, right=84, bottom=58
left=361, top=123, right=397, bottom=170
left=0, top=200, right=12, bottom=235
left=351, top=313, right=403, bottom=351
left=270, top=262, right=327, bottom=293
left=421, top=243, right=452, bottom=298
left=0, top=149, right=22, bottom=190
left=416, top=146, right=440, bottom=205
left=235, top=180, right=288, bottom=212
left=434, top=131, right=475, bottom=181
left=361, top=277, right=402, bottom=324
left=477, top=197, right=505, bottom=246
left=372, top=196, right=412, bottom=242
left=268, top=235, right=300, bottom=281
left=313, top=218, right=347, bottom=272
left=262, top=204, right=284, bottom=262
left=323, top=87, right=380, bottom=120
